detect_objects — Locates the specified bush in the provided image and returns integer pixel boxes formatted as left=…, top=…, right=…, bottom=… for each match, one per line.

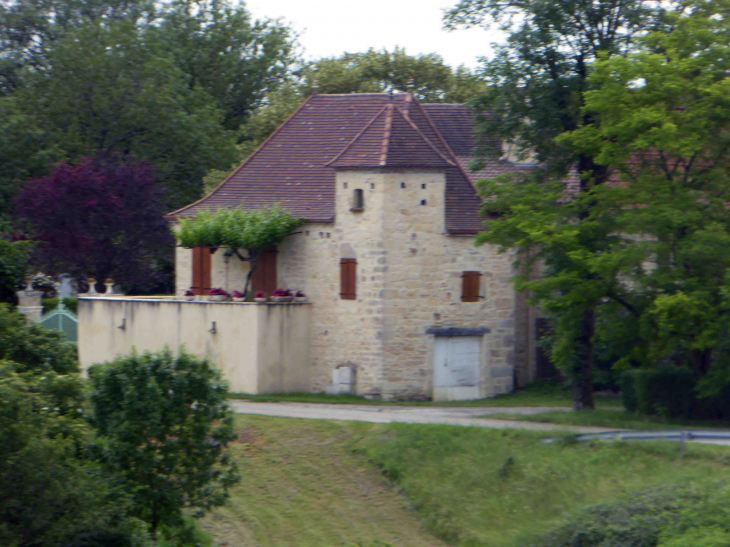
left=88, top=349, right=239, bottom=537
left=623, top=366, right=696, bottom=419
left=0, top=367, right=152, bottom=547
left=0, top=303, right=77, bottom=374
left=532, top=485, right=730, bottom=547
left=41, top=297, right=78, bottom=314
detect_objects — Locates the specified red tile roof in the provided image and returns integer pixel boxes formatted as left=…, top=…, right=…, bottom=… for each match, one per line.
left=166, top=93, right=535, bottom=234
left=327, top=103, right=455, bottom=169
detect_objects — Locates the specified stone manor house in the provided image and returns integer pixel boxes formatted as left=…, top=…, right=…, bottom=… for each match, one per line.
left=157, top=91, right=546, bottom=401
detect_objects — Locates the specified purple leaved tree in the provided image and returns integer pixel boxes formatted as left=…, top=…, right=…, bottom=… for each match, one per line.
left=15, top=156, right=174, bottom=292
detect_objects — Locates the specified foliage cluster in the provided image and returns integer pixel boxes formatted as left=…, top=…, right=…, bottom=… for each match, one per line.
left=176, top=206, right=303, bottom=294
left=455, top=0, right=730, bottom=408
left=41, top=297, right=78, bottom=315
left=533, top=486, right=730, bottom=547
left=0, top=303, right=238, bottom=546
left=15, top=156, right=175, bottom=292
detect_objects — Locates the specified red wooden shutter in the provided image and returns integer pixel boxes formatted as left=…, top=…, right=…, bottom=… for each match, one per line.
left=340, top=259, right=356, bottom=300
left=191, top=247, right=212, bottom=295
left=461, top=271, right=481, bottom=302
left=252, top=247, right=278, bottom=296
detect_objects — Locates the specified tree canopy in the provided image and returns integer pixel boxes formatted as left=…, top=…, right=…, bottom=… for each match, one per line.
left=448, top=0, right=672, bottom=408
left=15, top=156, right=174, bottom=291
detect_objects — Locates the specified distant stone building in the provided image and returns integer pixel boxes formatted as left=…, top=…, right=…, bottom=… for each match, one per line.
left=167, top=92, right=544, bottom=400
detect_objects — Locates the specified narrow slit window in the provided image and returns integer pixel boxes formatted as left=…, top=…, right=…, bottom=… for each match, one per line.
left=351, top=189, right=364, bottom=211
left=461, top=271, right=481, bottom=302
left=421, top=199, right=427, bottom=205
left=400, top=182, right=406, bottom=188
left=340, top=259, right=357, bottom=300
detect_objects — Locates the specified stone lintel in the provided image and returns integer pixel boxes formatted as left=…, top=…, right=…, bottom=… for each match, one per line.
left=425, top=327, right=490, bottom=337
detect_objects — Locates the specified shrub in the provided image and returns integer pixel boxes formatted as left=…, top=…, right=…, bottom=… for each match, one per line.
left=41, top=297, right=78, bottom=314
left=532, top=485, right=730, bottom=547
left=0, top=303, right=77, bottom=374
left=0, top=366, right=152, bottom=547
left=633, top=366, right=696, bottom=418
left=88, top=349, right=239, bottom=537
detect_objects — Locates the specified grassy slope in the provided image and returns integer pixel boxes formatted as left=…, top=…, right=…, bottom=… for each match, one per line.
left=200, top=415, right=446, bottom=547
left=204, top=415, right=730, bottom=547
left=351, top=423, right=730, bottom=547
left=229, top=381, right=622, bottom=409
left=490, top=409, right=730, bottom=430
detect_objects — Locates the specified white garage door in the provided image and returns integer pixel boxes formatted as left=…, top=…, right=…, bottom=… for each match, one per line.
left=433, top=337, right=481, bottom=401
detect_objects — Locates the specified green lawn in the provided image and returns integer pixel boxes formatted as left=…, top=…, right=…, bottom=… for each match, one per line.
left=490, top=409, right=730, bottom=431
left=228, top=381, right=623, bottom=408
left=202, top=414, right=730, bottom=547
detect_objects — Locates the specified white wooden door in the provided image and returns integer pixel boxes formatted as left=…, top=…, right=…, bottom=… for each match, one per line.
left=433, top=337, right=480, bottom=401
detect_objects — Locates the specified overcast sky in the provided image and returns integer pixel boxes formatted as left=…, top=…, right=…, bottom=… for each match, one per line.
left=246, top=0, right=504, bottom=69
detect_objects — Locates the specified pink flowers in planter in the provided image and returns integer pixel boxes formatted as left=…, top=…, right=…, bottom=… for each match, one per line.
left=255, top=291, right=265, bottom=299
left=232, top=291, right=245, bottom=299
left=184, top=289, right=195, bottom=297
left=272, top=288, right=292, bottom=297
left=209, top=288, right=228, bottom=296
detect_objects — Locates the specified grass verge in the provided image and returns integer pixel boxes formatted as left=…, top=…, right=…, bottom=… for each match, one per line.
left=350, top=421, right=730, bottom=546
left=203, top=414, right=729, bottom=547
left=228, top=381, right=622, bottom=409
left=489, top=409, right=730, bottom=431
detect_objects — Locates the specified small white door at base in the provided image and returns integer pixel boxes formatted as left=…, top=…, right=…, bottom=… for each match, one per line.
left=433, top=337, right=481, bottom=402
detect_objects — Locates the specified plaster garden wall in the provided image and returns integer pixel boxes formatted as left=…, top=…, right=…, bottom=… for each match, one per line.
left=78, top=297, right=311, bottom=394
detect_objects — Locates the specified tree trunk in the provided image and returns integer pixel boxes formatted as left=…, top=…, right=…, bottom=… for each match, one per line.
left=242, top=250, right=258, bottom=297
left=573, top=308, right=596, bottom=410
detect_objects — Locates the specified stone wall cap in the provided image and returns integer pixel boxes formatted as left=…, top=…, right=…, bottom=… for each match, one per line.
left=425, top=327, right=490, bottom=337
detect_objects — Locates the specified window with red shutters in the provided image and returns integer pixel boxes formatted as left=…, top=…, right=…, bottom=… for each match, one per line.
left=251, top=247, right=278, bottom=296
left=340, top=258, right=357, bottom=300
left=191, top=247, right=211, bottom=295
left=461, top=271, right=481, bottom=302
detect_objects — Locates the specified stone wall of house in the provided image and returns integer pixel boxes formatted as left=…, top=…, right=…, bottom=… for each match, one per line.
left=377, top=171, right=516, bottom=399
left=276, top=170, right=390, bottom=396
left=277, top=169, right=519, bottom=399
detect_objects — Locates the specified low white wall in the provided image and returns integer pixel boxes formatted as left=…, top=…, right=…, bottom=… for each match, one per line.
left=78, top=297, right=311, bottom=394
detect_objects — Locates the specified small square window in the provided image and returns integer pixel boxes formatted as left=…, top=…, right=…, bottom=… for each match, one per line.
left=343, top=182, right=348, bottom=189
left=400, top=182, right=406, bottom=188
left=421, top=199, right=427, bottom=205
left=421, top=183, right=426, bottom=189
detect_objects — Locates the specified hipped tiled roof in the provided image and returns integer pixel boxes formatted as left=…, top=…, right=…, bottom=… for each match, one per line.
left=326, top=104, right=455, bottom=169
left=167, top=93, right=530, bottom=234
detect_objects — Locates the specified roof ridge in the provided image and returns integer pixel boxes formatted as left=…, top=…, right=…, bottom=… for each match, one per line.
left=389, top=106, right=455, bottom=167
left=379, top=103, right=394, bottom=166
left=324, top=104, right=390, bottom=167
left=165, top=94, right=318, bottom=220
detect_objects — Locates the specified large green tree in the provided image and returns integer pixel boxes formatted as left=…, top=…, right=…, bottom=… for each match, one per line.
left=562, top=0, right=730, bottom=388
left=0, top=0, right=297, bottom=209
left=446, top=0, right=671, bottom=408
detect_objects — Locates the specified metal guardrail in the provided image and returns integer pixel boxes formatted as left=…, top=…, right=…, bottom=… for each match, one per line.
left=544, top=430, right=730, bottom=453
